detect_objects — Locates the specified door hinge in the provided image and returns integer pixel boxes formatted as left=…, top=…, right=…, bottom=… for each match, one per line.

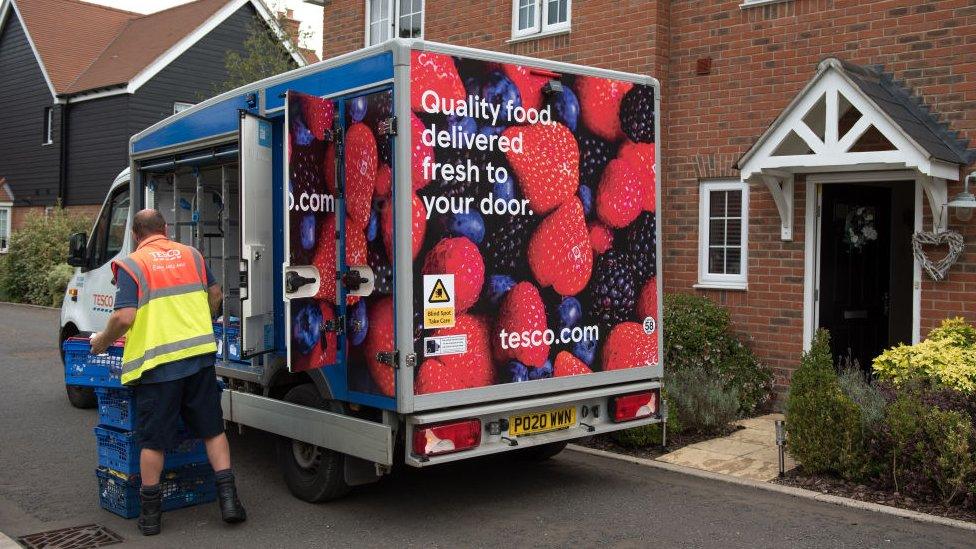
left=377, top=116, right=397, bottom=136
left=814, top=289, right=819, bottom=302
left=376, top=350, right=399, bottom=368
left=404, top=352, right=417, bottom=369
left=323, top=315, right=344, bottom=334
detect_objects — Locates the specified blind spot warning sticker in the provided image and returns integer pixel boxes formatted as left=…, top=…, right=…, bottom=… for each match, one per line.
left=423, top=274, right=455, bottom=329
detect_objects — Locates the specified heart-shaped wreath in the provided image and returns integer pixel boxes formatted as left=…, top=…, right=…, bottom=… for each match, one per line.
left=912, top=230, right=965, bottom=281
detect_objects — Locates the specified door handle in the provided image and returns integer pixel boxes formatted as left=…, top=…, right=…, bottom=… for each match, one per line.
left=285, top=271, right=316, bottom=294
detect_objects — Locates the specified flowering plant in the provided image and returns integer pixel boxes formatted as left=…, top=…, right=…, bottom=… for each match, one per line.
left=843, top=206, right=878, bottom=251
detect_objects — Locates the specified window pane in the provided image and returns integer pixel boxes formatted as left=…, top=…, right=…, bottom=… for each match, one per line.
left=726, top=219, right=741, bottom=246
left=709, top=190, right=726, bottom=218
left=708, top=219, right=725, bottom=247
left=726, top=190, right=742, bottom=217
left=547, top=0, right=567, bottom=25
left=708, top=247, right=725, bottom=274
left=518, top=0, right=536, bottom=31
left=725, top=247, right=742, bottom=275
left=106, top=193, right=130, bottom=259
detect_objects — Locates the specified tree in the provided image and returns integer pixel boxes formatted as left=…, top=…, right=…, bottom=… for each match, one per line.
left=214, top=13, right=309, bottom=95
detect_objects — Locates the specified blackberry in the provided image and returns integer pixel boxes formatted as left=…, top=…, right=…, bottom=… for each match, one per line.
left=578, top=132, right=614, bottom=186
left=622, top=211, right=657, bottom=284
left=482, top=214, right=533, bottom=276
left=365, top=91, right=393, bottom=164
left=619, top=85, right=656, bottom=143
left=588, top=249, right=636, bottom=328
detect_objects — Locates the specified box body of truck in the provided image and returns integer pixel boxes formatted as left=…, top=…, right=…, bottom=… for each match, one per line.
left=63, top=39, right=662, bottom=491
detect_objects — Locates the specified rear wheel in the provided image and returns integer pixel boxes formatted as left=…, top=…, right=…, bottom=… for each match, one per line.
left=275, top=383, right=351, bottom=502
left=517, top=441, right=568, bottom=462
left=61, top=326, right=96, bottom=409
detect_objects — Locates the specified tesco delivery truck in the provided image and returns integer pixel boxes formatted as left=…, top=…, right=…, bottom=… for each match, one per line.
left=59, top=39, right=663, bottom=501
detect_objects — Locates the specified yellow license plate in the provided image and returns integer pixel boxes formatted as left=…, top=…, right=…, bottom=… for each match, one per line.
left=509, top=407, right=577, bottom=437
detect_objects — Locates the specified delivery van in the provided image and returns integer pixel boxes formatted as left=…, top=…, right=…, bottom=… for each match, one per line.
left=60, top=39, right=663, bottom=501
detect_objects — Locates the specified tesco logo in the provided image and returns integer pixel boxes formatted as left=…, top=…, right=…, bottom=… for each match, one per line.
left=93, top=294, right=114, bottom=308
left=148, top=249, right=182, bottom=260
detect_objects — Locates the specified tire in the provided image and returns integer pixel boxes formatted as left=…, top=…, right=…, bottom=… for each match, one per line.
left=60, top=326, right=96, bottom=409
left=517, top=441, right=568, bottom=462
left=66, top=385, right=97, bottom=409
left=274, top=383, right=351, bottom=502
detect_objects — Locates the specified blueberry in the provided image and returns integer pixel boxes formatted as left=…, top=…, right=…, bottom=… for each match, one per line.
left=572, top=339, right=597, bottom=366
left=492, top=172, right=516, bottom=201
left=444, top=211, right=485, bottom=244
left=292, top=302, right=322, bottom=355
left=550, top=86, right=580, bottom=132
left=347, top=299, right=368, bottom=346
left=528, top=360, right=553, bottom=380
left=350, top=96, right=368, bottom=123
left=485, top=274, right=516, bottom=306
left=447, top=114, right=478, bottom=138
left=290, top=116, right=315, bottom=147
left=481, top=71, right=522, bottom=124
left=577, top=184, right=593, bottom=218
left=478, top=124, right=505, bottom=137
left=463, top=74, right=482, bottom=96
left=559, top=297, right=582, bottom=328
left=507, top=360, right=529, bottom=382
left=366, top=210, right=378, bottom=242
left=300, top=214, right=316, bottom=250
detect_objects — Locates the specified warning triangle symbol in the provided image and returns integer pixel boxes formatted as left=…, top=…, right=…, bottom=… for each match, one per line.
left=428, top=279, right=450, bottom=303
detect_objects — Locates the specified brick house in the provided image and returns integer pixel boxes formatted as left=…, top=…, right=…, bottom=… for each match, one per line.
left=315, top=0, right=976, bottom=398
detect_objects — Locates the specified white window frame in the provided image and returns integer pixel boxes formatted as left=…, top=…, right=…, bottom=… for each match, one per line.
left=0, top=203, right=11, bottom=253
left=696, top=180, right=749, bottom=290
left=739, top=0, right=792, bottom=8
left=173, top=101, right=194, bottom=114
left=42, top=107, right=53, bottom=145
left=365, top=0, right=424, bottom=46
left=511, top=0, right=571, bottom=41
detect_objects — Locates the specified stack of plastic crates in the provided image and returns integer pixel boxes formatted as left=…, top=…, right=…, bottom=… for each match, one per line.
left=214, top=318, right=263, bottom=377
left=62, top=337, right=215, bottom=518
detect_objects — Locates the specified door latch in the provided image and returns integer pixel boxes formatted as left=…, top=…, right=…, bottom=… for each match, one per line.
left=341, top=270, right=369, bottom=292
left=285, top=271, right=316, bottom=294
left=376, top=116, right=397, bottom=136
left=376, top=351, right=399, bottom=367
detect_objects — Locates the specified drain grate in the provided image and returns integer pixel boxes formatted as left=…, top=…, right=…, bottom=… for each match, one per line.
left=17, top=524, right=123, bottom=549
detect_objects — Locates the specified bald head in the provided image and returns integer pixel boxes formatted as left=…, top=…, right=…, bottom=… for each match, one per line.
left=132, top=209, right=167, bottom=241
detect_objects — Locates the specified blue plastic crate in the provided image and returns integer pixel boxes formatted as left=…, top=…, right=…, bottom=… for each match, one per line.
left=63, top=337, right=123, bottom=388
left=96, top=464, right=216, bottom=519
left=94, top=426, right=208, bottom=475
left=95, top=387, right=136, bottom=431
left=213, top=322, right=242, bottom=362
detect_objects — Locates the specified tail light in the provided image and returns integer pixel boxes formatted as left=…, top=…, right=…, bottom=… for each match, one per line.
left=610, top=390, right=659, bottom=423
left=412, top=419, right=481, bottom=457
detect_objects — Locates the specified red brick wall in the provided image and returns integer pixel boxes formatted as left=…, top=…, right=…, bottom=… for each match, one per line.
left=322, top=1, right=976, bottom=396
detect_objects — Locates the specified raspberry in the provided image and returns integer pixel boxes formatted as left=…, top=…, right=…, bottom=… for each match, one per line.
left=619, top=84, right=656, bottom=144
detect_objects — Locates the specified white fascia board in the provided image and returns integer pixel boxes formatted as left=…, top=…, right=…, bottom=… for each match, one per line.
left=64, top=86, right=129, bottom=103
left=127, top=0, right=307, bottom=95
left=6, top=0, right=59, bottom=102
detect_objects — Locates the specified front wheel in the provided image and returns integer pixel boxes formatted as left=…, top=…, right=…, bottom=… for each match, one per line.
left=274, top=383, right=351, bottom=502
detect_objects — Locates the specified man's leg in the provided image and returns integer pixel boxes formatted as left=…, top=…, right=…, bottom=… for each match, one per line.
left=204, top=432, right=231, bottom=472
left=134, top=380, right=179, bottom=537
left=140, top=448, right=165, bottom=486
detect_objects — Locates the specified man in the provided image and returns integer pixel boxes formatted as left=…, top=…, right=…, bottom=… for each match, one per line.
left=90, top=209, right=246, bottom=536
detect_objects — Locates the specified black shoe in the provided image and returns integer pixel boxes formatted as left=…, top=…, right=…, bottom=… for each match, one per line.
left=216, top=475, right=247, bottom=524
left=138, top=487, right=162, bottom=536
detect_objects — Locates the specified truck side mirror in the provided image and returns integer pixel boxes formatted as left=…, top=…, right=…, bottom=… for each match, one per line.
left=67, top=232, right=87, bottom=268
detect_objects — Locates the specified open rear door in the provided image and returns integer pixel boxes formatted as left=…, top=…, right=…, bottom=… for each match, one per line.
left=238, top=111, right=275, bottom=357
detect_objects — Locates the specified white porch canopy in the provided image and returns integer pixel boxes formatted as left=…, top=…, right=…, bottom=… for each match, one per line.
left=737, top=58, right=972, bottom=240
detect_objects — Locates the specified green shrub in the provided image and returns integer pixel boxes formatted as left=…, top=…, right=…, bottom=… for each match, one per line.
left=883, top=390, right=976, bottom=505
left=663, top=293, right=772, bottom=414
left=837, top=362, right=886, bottom=431
left=45, top=263, right=75, bottom=308
left=873, top=318, right=976, bottom=395
left=666, top=366, right=740, bottom=434
left=785, top=329, right=866, bottom=480
left=2, top=208, right=90, bottom=305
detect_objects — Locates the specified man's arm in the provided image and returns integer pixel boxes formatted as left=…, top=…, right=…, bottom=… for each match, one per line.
left=90, top=308, right=135, bottom=355
left=208, top=284, right=223, bottom=317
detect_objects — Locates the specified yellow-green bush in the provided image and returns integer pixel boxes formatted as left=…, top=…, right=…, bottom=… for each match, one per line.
left=1, top=208, right=90, bottom=306
left=873, top=318, right=976, bottom=395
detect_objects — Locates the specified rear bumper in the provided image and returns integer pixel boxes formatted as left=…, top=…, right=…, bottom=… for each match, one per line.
left=404, top=380, right=661, bottom=467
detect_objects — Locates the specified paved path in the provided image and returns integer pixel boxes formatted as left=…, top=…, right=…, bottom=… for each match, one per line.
left=658, top=414, right=796, bottom=481
left=0, top=304, right=972, bottom=548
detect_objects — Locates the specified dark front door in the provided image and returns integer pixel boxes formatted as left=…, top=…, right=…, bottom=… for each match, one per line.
left=818, top=184, right=892, bottom=371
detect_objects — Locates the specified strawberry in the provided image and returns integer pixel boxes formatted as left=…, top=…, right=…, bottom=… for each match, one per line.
left=528, top=198, right=592, bottom=296
left=374, top=163, right=392, bottom=198
left=364, top=297, right=396, bottom=396
left=602, top=322, right=658, bottom=371
left=588, top=222, right=613, bottom=254
left=553, top=350, right=592, bottom=377
left=422, top=237, right=484, bottom=312
left=344, top=123, right=377, bottom=229
left=381, top=192, right=427, bottom=261
left=312, top=216, right=367, bottom=304
left=636, top=276, right=658, bottom=319
left=415, top=314, right=494, bottom=394
left=503, top=123, right=579, bottom=215
left=500, top=64, right=550, bottom=110
left=575, top=77, right=633, bottom=142
left=596, top=159, right=645, bottom=228
left=410, top=51, right=466, bottom=112
left=292, top=302, right=338, bottom=371
left=493, top=282, right=549, bottom=367
left=617, top=141, right=656, bottom=211
left=300, top=97, right=335, bottom=141
left=412, top=113, right=434, bottom=190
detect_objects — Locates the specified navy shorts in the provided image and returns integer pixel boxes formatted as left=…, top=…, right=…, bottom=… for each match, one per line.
left=134, top=366, right=224, bottom=450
